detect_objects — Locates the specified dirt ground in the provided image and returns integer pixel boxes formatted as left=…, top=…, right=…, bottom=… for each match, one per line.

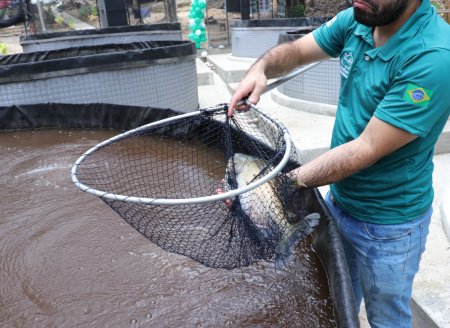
left=0, top=25, right=24, bottom=54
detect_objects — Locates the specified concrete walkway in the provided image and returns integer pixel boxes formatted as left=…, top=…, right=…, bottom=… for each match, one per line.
left=197, top=52, right=450, bottom=328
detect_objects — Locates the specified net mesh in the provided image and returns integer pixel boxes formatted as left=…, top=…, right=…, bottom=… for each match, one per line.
left=73, top=105, right=319, bottom=269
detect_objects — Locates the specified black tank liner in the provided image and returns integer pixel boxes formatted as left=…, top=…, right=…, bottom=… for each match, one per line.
left=277, top=27, right=317, bottom=44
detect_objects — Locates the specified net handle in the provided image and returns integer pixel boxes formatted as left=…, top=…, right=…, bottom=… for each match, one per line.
left=264, top=62, right=321, bottom=93
left=236, top=62, right=321, bottom=106
left=71, top=106, right=292, bottom=206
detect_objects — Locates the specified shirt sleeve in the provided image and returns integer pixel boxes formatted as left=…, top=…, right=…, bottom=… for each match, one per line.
left=312, top=8, right=354, bottom=58
left=374, top=48, right=450, bottom=138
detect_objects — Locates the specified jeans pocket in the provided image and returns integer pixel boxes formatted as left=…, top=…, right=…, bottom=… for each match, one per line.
left=363, top=221, right=412, bottom=241
left=325, top=192, right=345, bottom=224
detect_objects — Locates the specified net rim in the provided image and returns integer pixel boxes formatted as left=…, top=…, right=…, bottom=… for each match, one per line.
left=70, top=105, right=293, bottom=206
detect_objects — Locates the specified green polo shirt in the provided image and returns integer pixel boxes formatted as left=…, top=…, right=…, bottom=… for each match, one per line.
left=312, top=0, right=450, bottom=224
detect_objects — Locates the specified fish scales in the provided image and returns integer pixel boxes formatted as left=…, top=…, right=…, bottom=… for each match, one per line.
left=225, top=153, right=320, bottom=269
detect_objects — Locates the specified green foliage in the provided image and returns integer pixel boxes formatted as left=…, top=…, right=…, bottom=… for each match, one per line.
left=54, top=15, right=65, bottom=26
left=292, top=4, right=306, bottom=17
left=76, top=5, right=98, bottom=21
left=0, top=43, right=8, bottom=55
left=91, top=4, right=98, bottom=17
left=44, top=5, right=56, bottom=22
left=78, top=5, right=91, bottom=19
left=430, top=0, right=440, bottom=9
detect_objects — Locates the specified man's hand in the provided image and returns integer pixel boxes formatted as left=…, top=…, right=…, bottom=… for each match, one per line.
left=227, top=33, right=330, bottom=117
left=215, top=185, right=233, bottom=209
left=228, top=63, right=268, bottom=117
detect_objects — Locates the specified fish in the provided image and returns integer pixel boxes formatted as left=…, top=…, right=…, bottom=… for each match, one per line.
left=224, top=153, right=320, bottom=269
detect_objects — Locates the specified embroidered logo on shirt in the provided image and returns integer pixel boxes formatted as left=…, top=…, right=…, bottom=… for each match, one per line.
left=340, top=52, right=353, bottom=78
left=403, top=83, right=433, bottom=107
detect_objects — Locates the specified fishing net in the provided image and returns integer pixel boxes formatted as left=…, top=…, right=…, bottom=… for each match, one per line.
left=71, top=104, right=320, bottom=269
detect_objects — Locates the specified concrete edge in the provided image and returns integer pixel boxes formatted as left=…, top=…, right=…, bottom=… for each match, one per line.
left=296, top=145, right=329, bottom=164
left=271, top=89, right=337, bottom=117
left=435, top=121, right=450, bottom=155
left=205, top=55, right=249, bottom=84
left=212, top=63, right=246, bottom=84
left=411, top=298, right=440, bottom=328
left=226, top=54, right=255, bottom=63
left=440, top=188, right=450, bottom=243
left=196, top=59, right=214, bottom=86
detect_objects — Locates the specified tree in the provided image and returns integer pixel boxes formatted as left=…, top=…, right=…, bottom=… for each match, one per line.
left=285, top=0, right=306, bottom=17
left=163, top=0, right=177, bottom=22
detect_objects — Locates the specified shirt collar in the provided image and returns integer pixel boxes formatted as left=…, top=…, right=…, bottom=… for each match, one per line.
left=353, top=0, right=432, bottom=61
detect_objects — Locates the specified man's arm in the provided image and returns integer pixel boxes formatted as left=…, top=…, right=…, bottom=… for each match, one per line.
left=290, top=116, right=418, bottom=188
left=228, top=33, right=331, bottom=116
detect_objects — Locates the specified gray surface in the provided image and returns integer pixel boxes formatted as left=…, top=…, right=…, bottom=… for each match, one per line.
left=442, top=187, right=450, bottom=243
left=278, top=59, right=340, bottom=106
left=231, top=27, right=306, bottom=58
left=196, top=58, right=214, bottom=86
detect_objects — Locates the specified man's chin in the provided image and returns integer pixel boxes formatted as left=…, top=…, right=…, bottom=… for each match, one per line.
left=354, top=10, right=377, bottom=27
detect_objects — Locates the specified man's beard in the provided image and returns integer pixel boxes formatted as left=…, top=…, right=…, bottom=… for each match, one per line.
left=353, top=0, right=410, bottom=26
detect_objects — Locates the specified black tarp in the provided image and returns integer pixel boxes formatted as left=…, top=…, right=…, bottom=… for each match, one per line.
left=0, top=103, right=359, bottom=327
left=0, top=103, right=180, bottom=131
left=277, top=28, right=317, bottom=44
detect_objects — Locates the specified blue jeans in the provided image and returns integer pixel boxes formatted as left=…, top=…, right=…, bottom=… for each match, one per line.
left=325, top=192, right=432, bottom=328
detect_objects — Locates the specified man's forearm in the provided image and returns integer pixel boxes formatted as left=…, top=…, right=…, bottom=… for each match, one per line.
left=290, top=138, right=376, bottom=189
left=250, top=33, right=330, bottom=79
left=252, top=42, right=304, bottom=79
left=290, top=116, right=417, bottom=189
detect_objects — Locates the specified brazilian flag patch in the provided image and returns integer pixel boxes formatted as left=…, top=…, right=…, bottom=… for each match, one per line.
left=403, top=83, right=433, bottom=108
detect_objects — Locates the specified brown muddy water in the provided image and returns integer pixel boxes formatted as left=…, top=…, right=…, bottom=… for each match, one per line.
left=0, top=129, right=335, bottom=327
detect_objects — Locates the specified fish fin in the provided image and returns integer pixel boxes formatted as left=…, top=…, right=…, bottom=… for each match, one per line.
left=285, top=210, right=306, bottom=224
left=274, top=213, right=321, bottom=270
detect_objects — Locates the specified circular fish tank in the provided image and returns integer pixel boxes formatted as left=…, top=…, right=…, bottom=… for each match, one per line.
left=276, top=59, right=340, bottom=109
left=20, top=23, right=183, bottom=53
left=0, top=41, right=199, bottom=113
left=272, top=29, right=340, bottom=114
left=231, top=17, right=331, bottom=58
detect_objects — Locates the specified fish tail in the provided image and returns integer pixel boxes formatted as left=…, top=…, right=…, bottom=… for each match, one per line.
left=274, top=213, right=321, bottom=270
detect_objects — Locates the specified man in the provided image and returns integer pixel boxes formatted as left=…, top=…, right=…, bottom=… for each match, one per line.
left=228, top=0, right=450, bottom=327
